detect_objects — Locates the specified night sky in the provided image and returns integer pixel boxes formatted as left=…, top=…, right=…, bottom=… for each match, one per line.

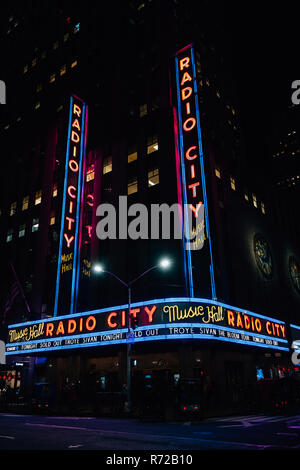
left=224, top=2, right=300, bottom=163
left=1, top=1, right=299, bottom=173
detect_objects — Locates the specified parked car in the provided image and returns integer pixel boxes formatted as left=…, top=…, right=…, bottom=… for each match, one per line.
left=176, top=378, right=203, bottom=419
left=31, top=382, right=56, bottom=412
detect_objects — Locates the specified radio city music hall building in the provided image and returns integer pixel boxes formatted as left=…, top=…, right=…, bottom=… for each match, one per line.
left=1, top=1, right=300, bottom=417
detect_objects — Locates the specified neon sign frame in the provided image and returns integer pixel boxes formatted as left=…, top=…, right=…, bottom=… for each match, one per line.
left=6, top=297, right=289, bottom=355
left=173, top=44, right=216, bottom=299
left=54, top=95, right=88, bottom=316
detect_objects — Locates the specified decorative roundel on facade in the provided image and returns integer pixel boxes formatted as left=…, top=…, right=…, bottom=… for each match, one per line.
left=253, top=234, right=273, bottom=279
left=289, top=256, right=300, bottom=294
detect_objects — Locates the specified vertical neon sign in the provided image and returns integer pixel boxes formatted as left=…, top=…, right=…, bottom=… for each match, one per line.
left=174, top=44, right=216, bottom=300
left=54, top=95, right=88, bottom=316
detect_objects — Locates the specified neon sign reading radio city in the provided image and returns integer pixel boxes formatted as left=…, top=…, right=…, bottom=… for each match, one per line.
left=54, top=95, right=88, bottom=316
left=6, top=299, right=290, bottom=355
left=176, top=50, right=204, bottom=240
left=64, top=101, right=83, bottom=249
left=174, top=44, right=216, bottom=299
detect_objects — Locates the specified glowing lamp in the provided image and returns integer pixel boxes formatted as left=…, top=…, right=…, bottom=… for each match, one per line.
left=93, top=264, right=104, bottom=273
left=159, top=258, right=171, bottom=269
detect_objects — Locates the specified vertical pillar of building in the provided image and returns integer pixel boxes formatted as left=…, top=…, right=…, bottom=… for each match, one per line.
left=90, top=149, right=103, bottom=308
left=178, top=344, right=193, bottom=377
left=32, top=125, right=57, bottom=315
left=118, top=346, right=127, bottom=389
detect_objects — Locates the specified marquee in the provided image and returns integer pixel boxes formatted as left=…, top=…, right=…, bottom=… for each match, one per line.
left=6, top=298, right=289, bottom=355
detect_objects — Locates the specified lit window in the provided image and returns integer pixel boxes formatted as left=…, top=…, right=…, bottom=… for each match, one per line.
left=53, top=41, right=59, bottom=50
left=34, top=101, right=40, bottom=110
left=128, top=177, right=138, bottom=195
left=244, top=192, right=249, bottom=201
left=148, top=168, right=159, bottom=187
left=49, top=73, right=56, bottom=83
left=86, top=165, right=95, bottom=182
left=261, top=202, right=266, bottom=214
left=71, top=60, right=78, bottom=68
left=50, top=214, right=55, bottom=226
left=18, top=224, right=26, bottom=238
left=128, top=151, right=138, bottom=163
left=60, top=65, right=66, bottom=76
left=215, top=168, right=221, bottom=179
left=6, top=229, right=13, bottom=243
left=230, top=176, right=236, bottom=190
left=10, top=202, right=17, bottom=216
left=147, top=135, right=158, bottom=155
left=252, top=193, right=257, bottom=208
left=22, top=196, right=29, bottom=211
left=103, top=156, right=112, bottom=174
left=35, top=190, right=42, bottom=205
left=32, top=58, right=37, bottom=67
left=52, top=184, right=58, bottom=198
left=32, top=218, right=39, bottom=232
left=23, top=65, right=28, bottom=74
left=63, top=33, right=69, bottom=42
left=36, top=83, right=42, bottom=93
left=139, top=104, right=147, bottom=118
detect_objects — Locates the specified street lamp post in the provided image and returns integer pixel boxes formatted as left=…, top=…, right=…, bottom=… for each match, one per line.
left=127, top=284, right=132, bottom=413
left=93, top=258, right=171, bottom=414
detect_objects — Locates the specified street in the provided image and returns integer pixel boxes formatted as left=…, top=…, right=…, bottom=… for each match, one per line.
left=1, top=412, right=300, bottom=451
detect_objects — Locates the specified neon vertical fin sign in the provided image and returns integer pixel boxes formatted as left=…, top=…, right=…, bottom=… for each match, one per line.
left=173, top=44, right=216, bottom=299
left=54, top=95, right=88, bottom=316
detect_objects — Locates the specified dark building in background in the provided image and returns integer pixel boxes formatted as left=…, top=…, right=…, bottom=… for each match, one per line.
left=0, top=0, right=299, bottom=418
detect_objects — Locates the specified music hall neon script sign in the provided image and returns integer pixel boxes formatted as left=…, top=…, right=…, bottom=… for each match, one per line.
left=54, top=95, right=88, bottom=316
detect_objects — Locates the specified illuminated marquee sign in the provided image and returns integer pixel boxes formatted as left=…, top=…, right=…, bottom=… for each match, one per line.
left=54, top=95, right=88, bottom=316
left=173, top=44, right=215, bottom=299
left=290, top=324, right=300, bottom=347
left=6, top=298, right=289, bottom=355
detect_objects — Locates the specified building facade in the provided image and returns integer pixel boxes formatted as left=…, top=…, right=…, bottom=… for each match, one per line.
left=1, top=0, right=299, bottom=418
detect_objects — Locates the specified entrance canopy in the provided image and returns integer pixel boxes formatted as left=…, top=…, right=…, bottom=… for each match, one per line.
left=5, top=297, right=289, bottom=356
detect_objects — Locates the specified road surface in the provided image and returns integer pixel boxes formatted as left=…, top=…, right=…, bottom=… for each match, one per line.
left=0, top=412, right=300, bottom=451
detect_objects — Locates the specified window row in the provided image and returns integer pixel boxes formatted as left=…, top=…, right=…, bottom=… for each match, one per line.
left=127, top=168, right=159, bottom=195
left=215, top=167, right=266, bottom=214
left=8, top=185, right=58, bottom=216
left=22, top=23, right=80, bottom=74
left=6, top=210, right=58, bottom=242
left=6, top=218, right=40, bottom=242
left=103, top=136, right=159, bottom=174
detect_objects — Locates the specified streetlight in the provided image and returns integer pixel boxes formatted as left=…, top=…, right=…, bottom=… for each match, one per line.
left=93, top=257, right=172, bottom=414
left=159, top=258, right=171, bottom=269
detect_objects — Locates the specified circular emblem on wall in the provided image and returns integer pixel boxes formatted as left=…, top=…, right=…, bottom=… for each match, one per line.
left=253, top=234, right=273, bottom=279
left=289, top=256, right=300, bottom=294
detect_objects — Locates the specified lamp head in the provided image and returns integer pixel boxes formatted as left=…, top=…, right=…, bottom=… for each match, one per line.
left=93, top=264, right=104, bottom=273
left=159, top=258, right=171, bottom=269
